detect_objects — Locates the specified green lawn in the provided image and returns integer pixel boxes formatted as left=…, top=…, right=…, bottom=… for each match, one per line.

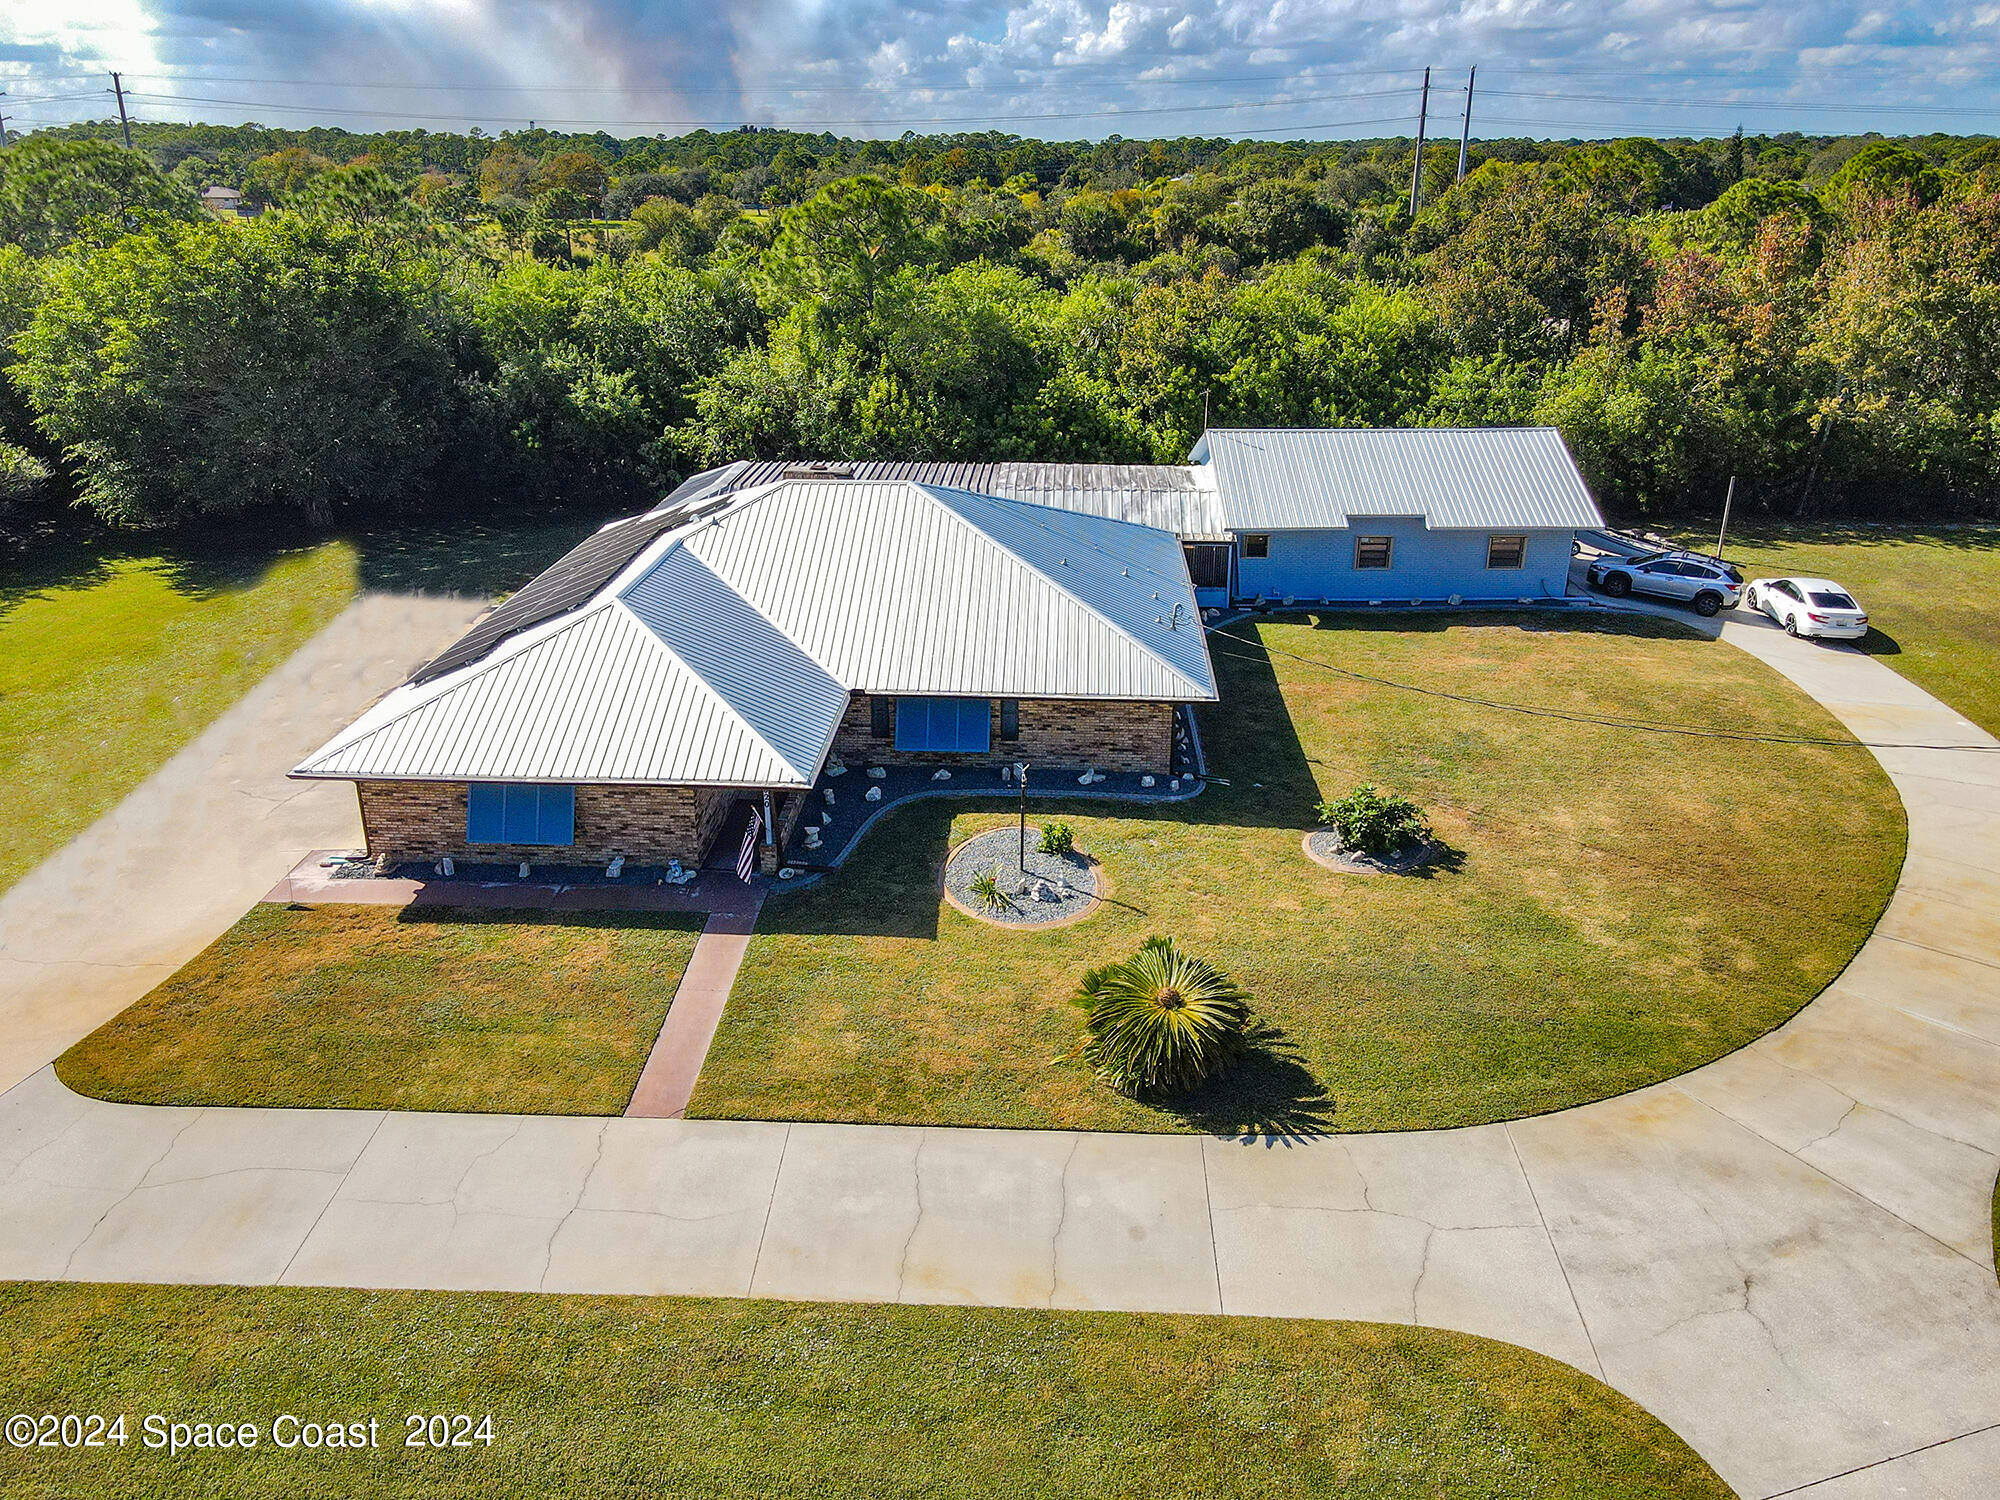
left=0, top=541, right=359, bottom=894
left=1676, top=522, right=2000, bottom=738
left=0, top=507, right=616, bottom=900
left=0, top=1283, right=1733, bottom=1500
left=55, top=904, right=702, bottom=1115
left=693, top=612, right=1902, bottom=1134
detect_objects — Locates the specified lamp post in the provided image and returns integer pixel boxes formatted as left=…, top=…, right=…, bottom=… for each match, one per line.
left=1015, top=763, right=1030, bottom=872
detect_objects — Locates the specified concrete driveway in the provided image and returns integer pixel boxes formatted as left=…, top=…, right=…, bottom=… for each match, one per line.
left=3, top=597, right=1998, bottom=1499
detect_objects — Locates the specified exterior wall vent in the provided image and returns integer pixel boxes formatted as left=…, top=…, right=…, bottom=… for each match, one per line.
left=782, top=461, right=856, bottom=479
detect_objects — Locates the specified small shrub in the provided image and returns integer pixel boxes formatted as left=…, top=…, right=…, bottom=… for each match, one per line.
left=1316, top=784, right=1431, bottom=858
left=1068, top=936, right=1251, bottom=1096
left=967, top=864, right=1015, bottom=914
left=1038, top=821, right=1075, bottom=857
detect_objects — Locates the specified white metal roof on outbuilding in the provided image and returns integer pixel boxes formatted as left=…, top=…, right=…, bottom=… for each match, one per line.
left=294, top=479, right=1216, bottom=789
left=1190, top=427, right=1605, bottom=532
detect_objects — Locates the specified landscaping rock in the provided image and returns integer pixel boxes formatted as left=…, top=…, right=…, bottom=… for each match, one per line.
left=1304, top=827, right=1441, bottom=876
left=943, top=827, right=1099, bottom=927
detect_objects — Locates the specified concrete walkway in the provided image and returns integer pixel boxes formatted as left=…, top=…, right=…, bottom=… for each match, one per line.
left=625, top=896, right=766, bottom=1119
left=3, top=599, right=1999, bottom=1499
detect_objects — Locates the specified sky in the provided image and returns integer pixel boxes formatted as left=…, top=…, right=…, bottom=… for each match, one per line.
left=2, top=1, right=1997, bottom=144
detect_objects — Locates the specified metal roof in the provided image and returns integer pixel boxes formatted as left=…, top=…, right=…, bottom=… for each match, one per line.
left=295, top=479, right=1216, bottom=789
left=668, top=459, right=1231, bottom=541
left=412, top=499, right=730, bottom=684
left=1190, top=427, right=1605, bottom=532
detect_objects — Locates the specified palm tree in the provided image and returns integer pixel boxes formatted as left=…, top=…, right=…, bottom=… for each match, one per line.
left=1071, top=937, right=1251, bottom=1095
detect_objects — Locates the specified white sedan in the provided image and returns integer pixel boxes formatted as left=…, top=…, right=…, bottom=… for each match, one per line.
left=1744, top=576, right=1871, bottom=640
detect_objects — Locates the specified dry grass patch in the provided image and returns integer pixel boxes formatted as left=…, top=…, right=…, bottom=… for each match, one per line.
left=57, top=904, right=702, bottom=1115
left=694, top=612, right=1902, bottom=1134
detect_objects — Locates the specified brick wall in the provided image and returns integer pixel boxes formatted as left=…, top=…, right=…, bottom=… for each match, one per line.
left=355, top=781, right=741, bottom=866
left=828, top=694, right=1174, bottom=774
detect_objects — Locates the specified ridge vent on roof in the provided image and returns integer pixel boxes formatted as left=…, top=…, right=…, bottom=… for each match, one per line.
left=782, top=460, right=855, bottom=479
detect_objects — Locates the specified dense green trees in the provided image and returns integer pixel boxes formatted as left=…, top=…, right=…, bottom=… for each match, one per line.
left=0, top=138, right=201, bottom=254
left=12, top=215, right=454, bottom=524
left=1, top=126, right=1997, bottom=530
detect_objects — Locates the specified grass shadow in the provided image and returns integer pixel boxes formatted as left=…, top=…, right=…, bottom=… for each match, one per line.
left=348, top=508, right=620, bottom=599
left=391, top=904, right=705, bottom=936
left=1, top=499, right=624, bottom=622
left=1145, top=1023, right=1336, bottom=1140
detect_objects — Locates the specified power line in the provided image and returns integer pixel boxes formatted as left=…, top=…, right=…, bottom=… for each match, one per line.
left=1202, top=629, right=1999, bottom=754
left=75, top=65, right=1429, bottom=96
left=1482, top=87, right=2000, bottom=121
left=125, top=85, right=1416, bottom=131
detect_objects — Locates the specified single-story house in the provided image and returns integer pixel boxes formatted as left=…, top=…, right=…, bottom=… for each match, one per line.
left=200, top=185, right=256, bottom=217
left=670, top=426, right=1605, bottom=609
left=292, top=477, right=1218, bottom=873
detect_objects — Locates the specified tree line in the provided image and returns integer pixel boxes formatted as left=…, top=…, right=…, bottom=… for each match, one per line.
left=1, top=121, right=1996, bottom=532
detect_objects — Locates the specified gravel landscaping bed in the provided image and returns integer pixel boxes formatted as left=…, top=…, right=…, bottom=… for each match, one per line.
left=1303, top=828, right=1440, bottom=876
left=943, top=826, right=1100, bottom=926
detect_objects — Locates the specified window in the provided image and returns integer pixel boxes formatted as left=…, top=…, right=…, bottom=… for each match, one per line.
left=869, top=695, right=892, bottom=739
left=1354, top=535, right=1393, bottom=570
left=894, top=697, right=992, bottom=753
left=466, top=783, right=575, bottom=846
left=999, top=699, right=1020, bottom=741
left=1810, top=591, right=1859, bottom=610
left=1240, top=534, right=1270, bottom=559
left=1486, top=534, right=1526, bottom=570
left=1183, top=543, right=1231, bottom=589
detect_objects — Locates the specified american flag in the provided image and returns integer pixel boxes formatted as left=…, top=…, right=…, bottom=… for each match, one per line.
left=735, top=807, right=763, bottom=883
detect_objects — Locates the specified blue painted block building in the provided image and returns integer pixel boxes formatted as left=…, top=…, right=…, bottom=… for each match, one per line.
left=1189, top=427, right=1604, bottom=606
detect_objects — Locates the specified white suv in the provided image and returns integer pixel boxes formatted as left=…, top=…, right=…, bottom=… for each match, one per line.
left=1587, top=551, right=1744, bottom=616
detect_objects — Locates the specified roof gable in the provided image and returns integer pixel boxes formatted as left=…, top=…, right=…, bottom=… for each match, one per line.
left=295, top=601, right=825, bottom=787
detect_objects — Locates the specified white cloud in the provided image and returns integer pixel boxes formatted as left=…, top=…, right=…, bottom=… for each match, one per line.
left=2, top=0, right=1995, bottom=140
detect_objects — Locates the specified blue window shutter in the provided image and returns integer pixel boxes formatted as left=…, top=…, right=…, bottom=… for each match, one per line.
left=538, top=785, right=575, bottom=845
left=956, top=698, right=991, bottom=751
left=497, top=784, right=534, bottom=843
left=466, top=783, right=505, bottom=843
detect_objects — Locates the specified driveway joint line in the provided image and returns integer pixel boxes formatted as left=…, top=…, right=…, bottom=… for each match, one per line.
left=276, top=1109, right=388, bottom=1287
left=1757, top=1417, right=2000, bottom=1498
left=1504, top=1121, right=1606, bottom=1381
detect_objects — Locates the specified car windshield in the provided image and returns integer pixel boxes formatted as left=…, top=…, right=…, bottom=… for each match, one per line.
left=1809, top=591, right=1859, bottom=610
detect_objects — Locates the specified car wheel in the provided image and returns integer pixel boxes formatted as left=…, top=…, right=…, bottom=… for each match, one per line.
left=1745, top=586, right=1759, bottom=610
left=1692, top=590, right=1722, bottom=617
left=1601, top=572, right=1632, bottom=598
left=1784, top=614, right=1800, bottom=637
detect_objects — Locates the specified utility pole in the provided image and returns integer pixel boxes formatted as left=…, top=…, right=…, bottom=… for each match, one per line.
left=0, top=93, right=9, bottom=151
left=1715, top=475, right=1736, bottom=560
left=110, top=72, right=132, bottom=149
left=1408, top=68, right=1431, bottom=216
left=1457, top=66, right=1476, bottom=180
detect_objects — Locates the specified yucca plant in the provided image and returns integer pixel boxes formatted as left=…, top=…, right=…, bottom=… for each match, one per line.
left=967, top=864, right=1015, bottom=914
left=1068, top=937, right=1251, bottom=1095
